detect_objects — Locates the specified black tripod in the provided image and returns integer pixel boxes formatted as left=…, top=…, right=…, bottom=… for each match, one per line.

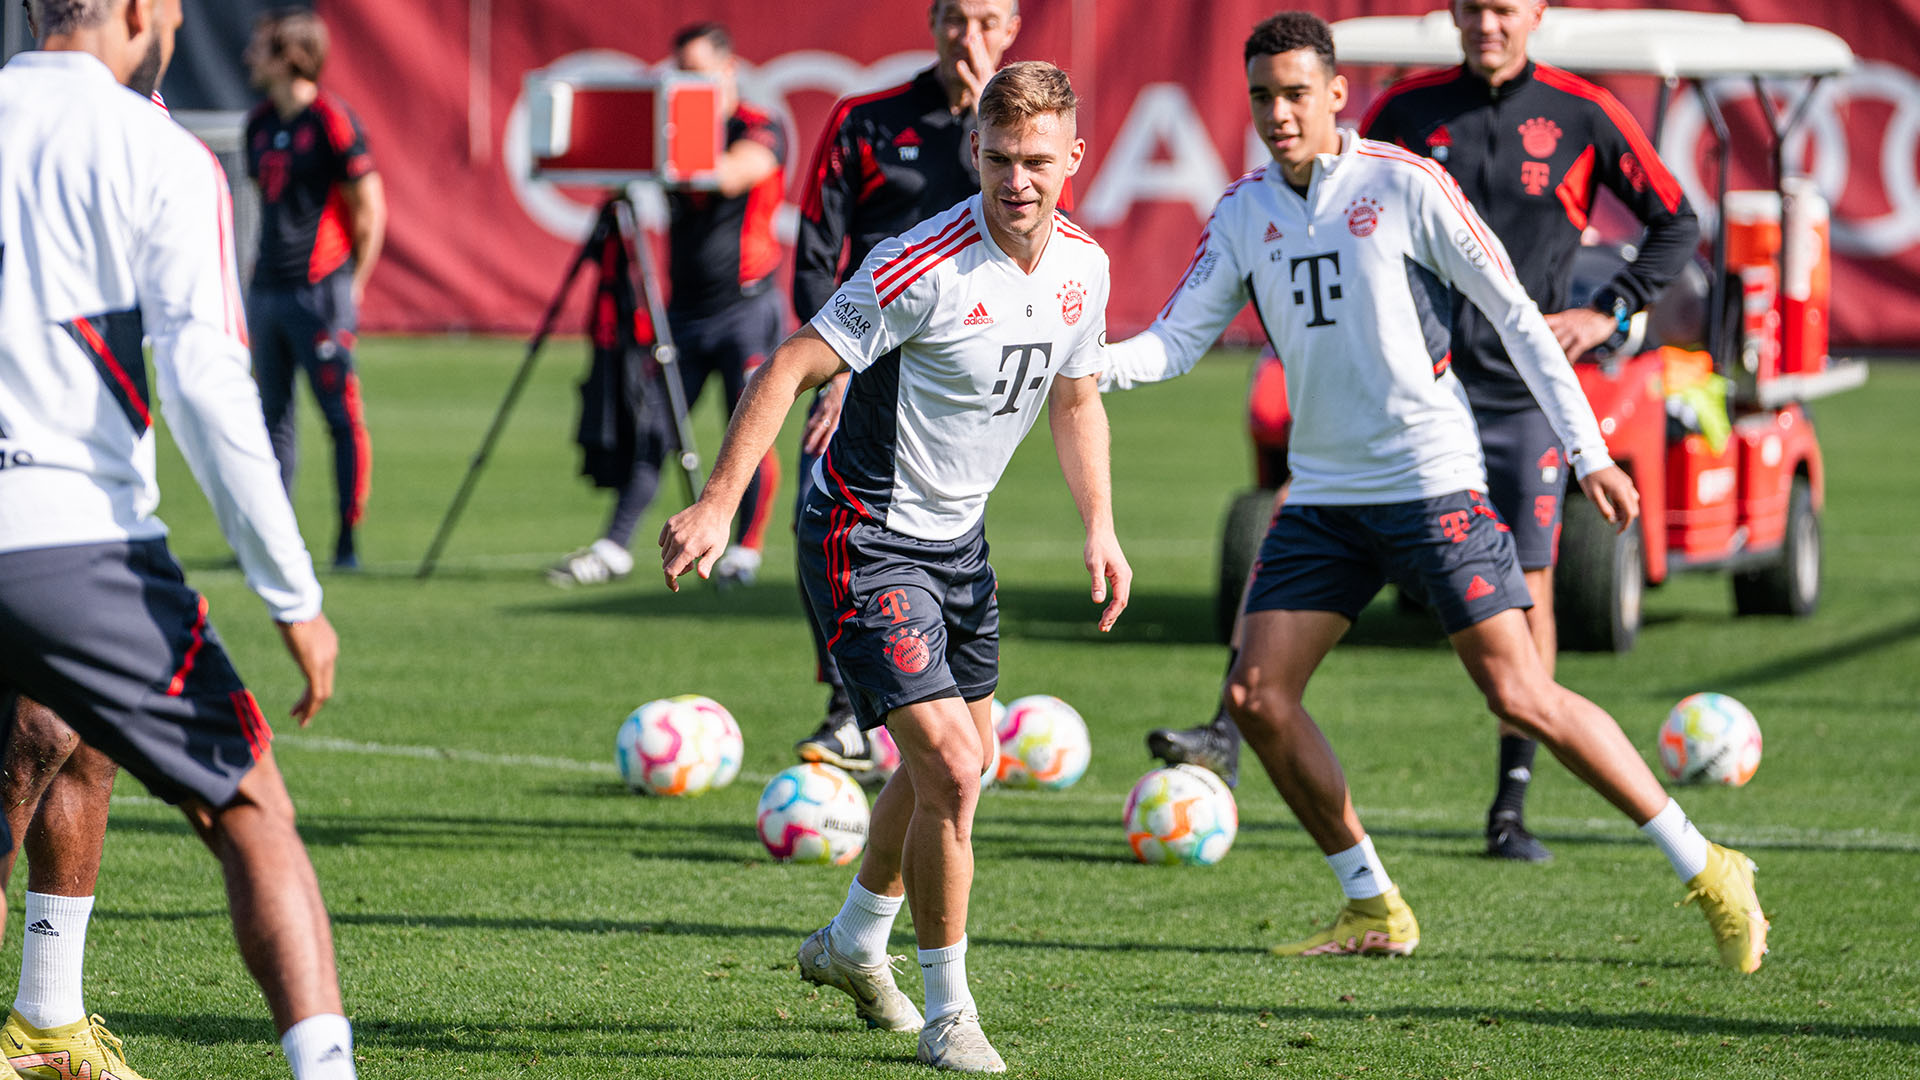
left=417, top=193, right=702, bottom=580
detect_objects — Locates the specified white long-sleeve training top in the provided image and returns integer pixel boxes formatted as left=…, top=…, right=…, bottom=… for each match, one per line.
left=0, top=51, right=321, bottom=622
left=1105, top=129, right=1611, bottom=506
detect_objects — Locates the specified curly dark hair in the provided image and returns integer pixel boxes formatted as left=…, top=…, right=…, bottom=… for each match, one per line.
left=1243, top=12, right=1337, bottom=75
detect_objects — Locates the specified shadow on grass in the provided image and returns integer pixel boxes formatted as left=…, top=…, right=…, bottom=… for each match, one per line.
left=511, top=583, right=807, bottom=621
left=1660, top=613, right=1920, bottom=697
left=108, top=811, right=767, bottom=860
left=1163, top=1001, right=1920, bottom=1045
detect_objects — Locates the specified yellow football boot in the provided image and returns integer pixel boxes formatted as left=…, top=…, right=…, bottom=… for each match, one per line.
left=1270, top=886, right=1420, bottom=957
left=1683, top=843, right=1770, bottom=973
left=4, top=1011, right=150, bottom=1080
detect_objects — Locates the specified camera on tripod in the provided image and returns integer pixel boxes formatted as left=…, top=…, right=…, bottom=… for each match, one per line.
left=525, top=69, right=723, bottom=187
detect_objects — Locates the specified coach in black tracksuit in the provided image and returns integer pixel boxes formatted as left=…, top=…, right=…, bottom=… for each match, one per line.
left=786, top=0, right=1025, bottom=772
left=1362, top=0, right=1699, bottom=862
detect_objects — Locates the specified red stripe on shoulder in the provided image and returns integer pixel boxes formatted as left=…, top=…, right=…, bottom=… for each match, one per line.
left=799, top=79, right=917, bottom=221
left=1359, top=65, right=1462, bottom=134
left=311, top=93, right=357, bottom=153
left=1532, top=64, right=1685, bottom=213
left=1054, top=214, right=1099, bottom=247
left=1358, top=145, right=1514, bottom=281
left=878, top=230, right=980, bottom=307
left=875, top=211, right=975, bottom=291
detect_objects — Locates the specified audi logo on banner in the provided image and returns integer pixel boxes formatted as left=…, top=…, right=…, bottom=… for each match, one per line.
left=1661, top=61, right=1920, bottom=257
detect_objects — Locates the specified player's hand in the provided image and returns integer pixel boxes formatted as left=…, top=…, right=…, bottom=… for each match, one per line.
left=955, top=29, right=994, bottom=107
left=801, top=373, right=849, bottom=456
left=1085, top=528, right=1132, bottom=633
left=1579, top=465, right=1640, bottom=533
left=1544, top=307, right=1618, bottom=361
left=276, top=613, right=338, bottom=726
left=659, top=501, right=732, bottom=592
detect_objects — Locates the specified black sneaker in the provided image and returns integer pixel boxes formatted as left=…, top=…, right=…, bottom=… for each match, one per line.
left=1485, top=811, right=1552, bottom=862
left=1146, top=716, right=1240, bottom=788
left=794, top=708, right=873, bottom=772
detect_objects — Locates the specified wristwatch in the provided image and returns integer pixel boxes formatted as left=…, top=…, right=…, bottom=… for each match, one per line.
left=1591, top=289, right=1632, bottom=350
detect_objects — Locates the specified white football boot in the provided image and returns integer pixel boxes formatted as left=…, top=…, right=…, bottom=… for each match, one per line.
left=798, top=926, right=922, bottom=1032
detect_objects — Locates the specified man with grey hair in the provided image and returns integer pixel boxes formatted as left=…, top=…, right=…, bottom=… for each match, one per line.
left=1, top=2, right=359, bottom=1077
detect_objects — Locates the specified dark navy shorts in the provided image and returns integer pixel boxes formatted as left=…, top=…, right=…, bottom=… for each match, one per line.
left=0, top=540, right=271, bottom=817
left=1245, top=491, right=1531, bottom=634
left=796, top=488, right=999, bottom=730
left=1476, top=405, right=1567, bottom=571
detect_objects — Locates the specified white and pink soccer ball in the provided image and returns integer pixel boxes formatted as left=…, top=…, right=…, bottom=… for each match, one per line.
left=615, top=695, right=743, bottom=796
left=755, top=763, right=870, bottom=864
left=993, top=695, right=1090, bottom=790
left=1658, top=692, right=1763, bottom=786
left=1124, top=764, right=1239, bottom=866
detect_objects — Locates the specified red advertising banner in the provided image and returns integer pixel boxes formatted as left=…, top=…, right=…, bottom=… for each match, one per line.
left=320, top=0, right=1920, bottom=350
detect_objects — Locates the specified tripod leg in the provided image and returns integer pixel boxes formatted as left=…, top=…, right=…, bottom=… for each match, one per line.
left=416, top=210, right=603, bottom=580
left=617, top=199, right=703, bottom=506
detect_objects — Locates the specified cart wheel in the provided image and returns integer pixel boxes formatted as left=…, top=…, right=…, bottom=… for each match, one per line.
left=1555, top=491, right=1643, bottom=652
left=1734, top=476, right=1820, bottom=617
left=1217, top=488, right=1278, bottom=643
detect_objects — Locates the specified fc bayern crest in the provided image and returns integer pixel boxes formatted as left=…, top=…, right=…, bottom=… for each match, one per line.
left=1057, top=280, right=1085, bottom=326
left=886, top=629, right=931, bottom=675
left=1346, top=197, right=1381, bottom=238
left=1518, top=117, right=1563, bottom=159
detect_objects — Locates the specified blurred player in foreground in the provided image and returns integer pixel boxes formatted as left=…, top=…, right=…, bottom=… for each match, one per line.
left=0, top=1, right=359, bottom=1076
left=1104, top=12, right=1766, bottom=972
left=789, top=0, right=1022, bottom=773
left=245, top=7, right=385, bottom=570
left=665, top=62, right=1123, bottom=1072
left=549, top=22, right=786, bottom=589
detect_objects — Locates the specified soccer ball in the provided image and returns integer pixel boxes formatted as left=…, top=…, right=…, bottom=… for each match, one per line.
left=994, top=695, right=1091, bottom=790
left=1124, top=765, right=1239, bottom=866
left=615, top=695, right=743, bottom=796
left=1658, top=692, right=1763, bottom=786
left=756, top=763, right=870, bottom=864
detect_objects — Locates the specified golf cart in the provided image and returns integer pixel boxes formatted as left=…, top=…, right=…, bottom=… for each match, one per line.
left=1213, top=9, right=1868, bottom=650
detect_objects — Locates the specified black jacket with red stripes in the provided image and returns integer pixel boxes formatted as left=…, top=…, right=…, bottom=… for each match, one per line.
left=792, top=67, right=980, bottom=323
left=1363, top=61, right=1699, bottom=410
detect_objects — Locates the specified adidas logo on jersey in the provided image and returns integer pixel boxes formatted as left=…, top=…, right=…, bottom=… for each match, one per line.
left=963, top=302, right=994, bottom=327
left=1263, top=221, right=1283, bottom=243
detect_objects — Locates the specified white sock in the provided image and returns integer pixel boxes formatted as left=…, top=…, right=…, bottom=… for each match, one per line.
left=14, top=891, right=93, bottom=1030
left=828, top=879, right=902, bottom=966
left=1639, top=798, right=1711, bottom=883
left=281, top=1013, right=356, bottom=1080
left=918, top=936, right=974, bottom=1022
left=1326, top=835, right=1393, bottom=900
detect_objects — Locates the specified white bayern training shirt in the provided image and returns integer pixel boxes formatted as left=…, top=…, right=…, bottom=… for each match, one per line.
left=1104, top=129, right=1612, bottom=506
left=810, top=195, right=1110, bottom=540
left=0, top=51, right=321, bottom=622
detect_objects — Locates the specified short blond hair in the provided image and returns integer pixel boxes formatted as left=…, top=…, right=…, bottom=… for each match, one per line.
left=978, top=61, right=1077, bottom=129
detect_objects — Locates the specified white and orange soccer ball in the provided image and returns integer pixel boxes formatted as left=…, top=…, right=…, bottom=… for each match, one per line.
left=993, top=695, right=1091, bottom=790
left=755, top=763, right=870, bottom=864
left=615, top=695, right=744, bottom=797
left=1124, top=764, right=1239, bottom=866
left=1658, top=692, right=1763, bottom=786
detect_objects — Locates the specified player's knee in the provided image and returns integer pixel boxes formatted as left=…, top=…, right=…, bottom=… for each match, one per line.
left=909, top=739, right=982, bottom=815
left=1483, top=675, right=1555, bottom=737
left=1224, top=674, right=1301, bottom=736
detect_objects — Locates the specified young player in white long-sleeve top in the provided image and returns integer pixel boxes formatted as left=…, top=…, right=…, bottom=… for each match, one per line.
left=0, top=2, right=357, bottom=1076
left=1103, top=12, right=1768, bottom=973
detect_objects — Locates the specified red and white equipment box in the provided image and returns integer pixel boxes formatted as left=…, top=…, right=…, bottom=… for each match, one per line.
left=526, top=71, right=721, bottom=187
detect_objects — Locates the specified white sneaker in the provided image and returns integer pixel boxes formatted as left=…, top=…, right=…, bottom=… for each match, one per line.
left=545, top=538, right=633, bottom=587
left=917, top=1010, right=1005, bottom=1073
left=712, top=545, right=763, bottom=590
left=798, top=926, right=922, bottom=1032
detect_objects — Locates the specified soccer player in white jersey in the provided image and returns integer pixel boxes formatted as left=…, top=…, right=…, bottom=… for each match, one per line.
left=0, top=2, right=359, bottom=1077
left=664, top=62, right=1126, bottom=1072
left=1103, top=13, right=1768, bottom=973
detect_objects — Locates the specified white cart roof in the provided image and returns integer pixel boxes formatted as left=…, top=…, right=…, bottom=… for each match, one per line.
left=1332, top=9, right=1854, bottom=80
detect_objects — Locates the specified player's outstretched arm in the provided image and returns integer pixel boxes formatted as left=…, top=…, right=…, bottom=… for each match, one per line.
left=661, top=326, right=848, bottom=590
left=1048, top=373, right=1130, bottom=632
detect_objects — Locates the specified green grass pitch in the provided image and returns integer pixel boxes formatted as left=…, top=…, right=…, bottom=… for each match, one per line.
left=46, top=339, right=1919, bottom=1076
